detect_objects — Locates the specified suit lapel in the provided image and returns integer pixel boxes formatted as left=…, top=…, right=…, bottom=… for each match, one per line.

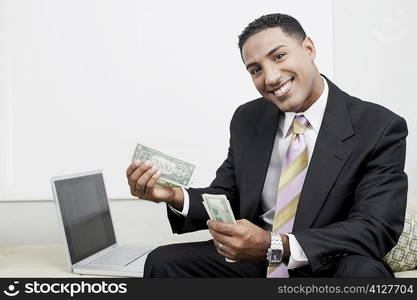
left=240, top=102, right=281, bottom=221
left=293, top=76, right=354, bottom=231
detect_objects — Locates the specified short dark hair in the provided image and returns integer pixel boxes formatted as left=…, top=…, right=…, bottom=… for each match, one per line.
left=238, top=13, right=307, bottom=53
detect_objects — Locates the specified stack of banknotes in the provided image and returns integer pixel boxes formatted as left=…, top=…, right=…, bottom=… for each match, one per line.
left=202, top=194, right=237, bottom=263
left=202, top=194, right=236, bottom=224
left=132, top=143, right=195, bottom=188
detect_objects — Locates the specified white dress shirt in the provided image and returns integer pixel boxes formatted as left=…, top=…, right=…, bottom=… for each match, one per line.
left=171, top=75, right=328, bottom=270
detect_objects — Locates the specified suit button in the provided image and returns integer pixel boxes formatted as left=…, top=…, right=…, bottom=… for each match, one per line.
left=320, top=257, right=328, bottom=264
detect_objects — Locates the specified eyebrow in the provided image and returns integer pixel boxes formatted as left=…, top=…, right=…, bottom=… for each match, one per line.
left=245, top=44, right=288, bottom=70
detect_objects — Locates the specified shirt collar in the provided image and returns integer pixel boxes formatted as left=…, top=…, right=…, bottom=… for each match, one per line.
left=282, top=75, right=328, bottom=137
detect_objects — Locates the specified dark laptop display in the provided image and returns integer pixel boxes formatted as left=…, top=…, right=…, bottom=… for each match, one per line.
left=54, top=173, right=116, bottom=264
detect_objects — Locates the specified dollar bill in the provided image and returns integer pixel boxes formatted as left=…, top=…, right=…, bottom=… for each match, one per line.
left=202, top=194, right=236, bottom=224
left=202, top=194, right=237, bottom=263
left=132, top=143, right=195, bottom=187
left=202, top=200, right=214, bottom=219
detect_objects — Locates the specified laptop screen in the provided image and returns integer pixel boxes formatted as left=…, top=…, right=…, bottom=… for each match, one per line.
left=54, top=173, right=116, bottom=264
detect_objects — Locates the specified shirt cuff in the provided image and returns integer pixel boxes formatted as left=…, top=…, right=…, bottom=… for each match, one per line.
left=168, top=187, right=190, bottom=217
left=285, top=233, right=309, bottom=269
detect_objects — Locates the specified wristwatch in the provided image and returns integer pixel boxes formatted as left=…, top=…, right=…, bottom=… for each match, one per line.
left=267, top=232, right=283, bottom=265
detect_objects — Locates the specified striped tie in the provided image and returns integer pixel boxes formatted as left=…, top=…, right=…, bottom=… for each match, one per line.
left=267, top=115, right=309, bottom=277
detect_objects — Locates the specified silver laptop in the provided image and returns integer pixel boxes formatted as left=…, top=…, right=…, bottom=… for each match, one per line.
left=51, top=170, right=153, bottom=277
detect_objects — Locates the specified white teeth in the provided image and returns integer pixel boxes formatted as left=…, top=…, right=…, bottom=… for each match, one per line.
left=273, top=80, right=292, bottom=96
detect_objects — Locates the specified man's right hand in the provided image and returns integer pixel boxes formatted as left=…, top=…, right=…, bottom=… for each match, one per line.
left=126, top=160, right=184, bottom=211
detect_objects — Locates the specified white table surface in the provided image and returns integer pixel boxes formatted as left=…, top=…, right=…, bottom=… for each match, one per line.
left=0, top=244, right=113, bottom=278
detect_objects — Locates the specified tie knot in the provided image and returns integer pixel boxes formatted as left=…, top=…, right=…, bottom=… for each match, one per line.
left=292, top=115, right=309, bottom=135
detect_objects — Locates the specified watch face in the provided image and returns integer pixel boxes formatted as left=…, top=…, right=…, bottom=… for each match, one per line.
left=271, top=249, right=283, bottom=262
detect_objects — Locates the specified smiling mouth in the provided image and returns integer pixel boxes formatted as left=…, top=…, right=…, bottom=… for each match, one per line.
left=269, top=78, right=294, bottom=97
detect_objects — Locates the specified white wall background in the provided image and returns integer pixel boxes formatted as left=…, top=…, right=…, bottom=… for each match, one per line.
left=1, top=0, right=415, bottom=247
left=332, top=0, right=417, bottom=201
left=0, top=0, right=333, bottom=201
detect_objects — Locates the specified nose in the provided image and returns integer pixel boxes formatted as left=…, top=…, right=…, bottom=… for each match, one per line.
left=263, top=65, right=282, bottom=87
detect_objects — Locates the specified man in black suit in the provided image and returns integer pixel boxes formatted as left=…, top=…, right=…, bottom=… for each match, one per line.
left=126, top=14, right=408, bottom=277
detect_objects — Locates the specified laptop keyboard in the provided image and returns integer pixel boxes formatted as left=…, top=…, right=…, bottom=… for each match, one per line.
left=92, top=246, right=150, bottom=266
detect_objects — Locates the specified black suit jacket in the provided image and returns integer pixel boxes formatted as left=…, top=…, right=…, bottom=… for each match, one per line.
left=167, top=74, right=408, bottom=273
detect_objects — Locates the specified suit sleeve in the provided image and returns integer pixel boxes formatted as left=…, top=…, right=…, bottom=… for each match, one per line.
left=293, top=116, right=408, bottom=272
left=166, top=106, right=242, bottom=234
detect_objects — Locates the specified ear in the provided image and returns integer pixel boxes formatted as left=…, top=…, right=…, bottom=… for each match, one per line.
left=302, top=37, right=316, bottom=61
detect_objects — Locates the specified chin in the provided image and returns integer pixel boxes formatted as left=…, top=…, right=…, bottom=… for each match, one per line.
left=275, top=100, right=302, bottom=113
left=262, top=94, right=303, bottom=113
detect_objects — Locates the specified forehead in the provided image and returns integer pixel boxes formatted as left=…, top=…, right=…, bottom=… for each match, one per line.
left=242, top=27, right=298, bottom=64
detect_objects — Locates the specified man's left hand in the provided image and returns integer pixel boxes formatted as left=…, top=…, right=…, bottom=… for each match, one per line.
left=207, top=219, right=270, bottom=261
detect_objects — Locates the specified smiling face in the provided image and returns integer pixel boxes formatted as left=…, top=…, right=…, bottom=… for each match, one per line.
left=241, top=27, right=323, bottom=112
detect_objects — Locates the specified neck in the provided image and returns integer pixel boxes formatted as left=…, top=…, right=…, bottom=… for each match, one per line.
left=297, top=73, right=324, bottom=113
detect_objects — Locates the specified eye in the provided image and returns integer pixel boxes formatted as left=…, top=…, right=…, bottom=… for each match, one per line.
left=274, top=53, right=286, bottom=61
left=250, top=67, right=261, bottom=76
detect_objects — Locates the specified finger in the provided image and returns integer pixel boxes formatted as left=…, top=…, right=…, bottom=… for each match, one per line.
left=236, top=219, right=249, bottom=225
left=129, top=161, right=152, bottom=195
left=213, top=240, right=234, bottom=259
left=209, top=229, right=233, bottom=247
left=128, top=160, right=145, bottom=186
left=212, top=239, right=225, bottom=252
left=130, top=187, right=138, bottom=197
left=213, top=239, right=229, bottom=252
left=126, top=160, right=141, bottom=177
left=128, top=161, right=144, bottom=196
left=130, top=160, right=152, bottom=182
left=217, top=248, right=233, bottom=260
left=145, top=169, right=161, bottom=193
left=207, top=220, right=236, bottom=236
left=136, top=163, right=159, bottom=195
